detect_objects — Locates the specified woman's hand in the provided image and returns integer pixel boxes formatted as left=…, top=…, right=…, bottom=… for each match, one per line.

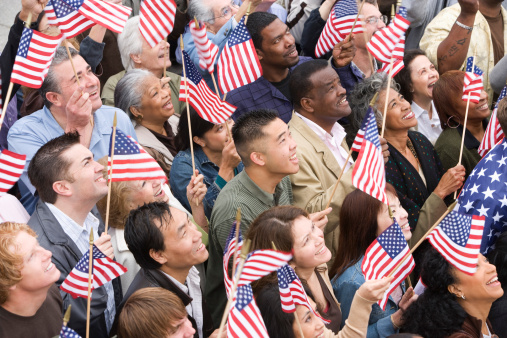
left=309, top=207, right=332, bottom=232
left=187, top=170, right=207, bottom=207
left=391, top=287, right=418, bottom=328
left=433, top=164, right=466, bottom=199
left=356, top=276, right=393, bottom=302
left=218, top=137, right=242, bottom=182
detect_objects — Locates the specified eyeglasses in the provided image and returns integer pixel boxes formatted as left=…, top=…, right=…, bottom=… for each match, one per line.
left=207, top=1, right=239, bottom=24
left=364, top=15, right=389, bottom=25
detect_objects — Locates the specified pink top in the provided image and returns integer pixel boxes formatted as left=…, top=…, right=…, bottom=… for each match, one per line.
left=0, top=194, right=30, bottom=223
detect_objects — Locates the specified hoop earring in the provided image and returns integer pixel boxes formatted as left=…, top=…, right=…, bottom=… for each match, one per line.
left=446, top=115, right=461, bottom=129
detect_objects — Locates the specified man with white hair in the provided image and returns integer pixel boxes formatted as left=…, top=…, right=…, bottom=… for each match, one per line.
left=101, top=16, right=183, bottom=115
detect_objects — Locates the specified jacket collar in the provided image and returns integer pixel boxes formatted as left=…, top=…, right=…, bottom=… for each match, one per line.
left=143, top=268, right=194, bottom=306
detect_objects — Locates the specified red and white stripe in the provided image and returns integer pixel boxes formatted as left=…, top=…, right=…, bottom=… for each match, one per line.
left=238, top=250, right=292, bottom=286
left=77, top=0, right=131, bottom=34
left=189, top=20, right=219, bottom=73
left=462, top=72, right=484, bottom=104
left=139, top=0, right=176, bottom=48
left=227, top=287, right=269, bottom=338
left=45, top=1, right=95, bottom=38
left=0, top=150, right=26, bottom=196
left=367, top=14, right=410, bottom=63
left=479, top=108, right=504, bottom=157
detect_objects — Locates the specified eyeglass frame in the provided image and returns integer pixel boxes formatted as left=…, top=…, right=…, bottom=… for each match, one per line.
left=206, top=1, right=240, bottom=24
left=364, top=15, right=389, bottom=25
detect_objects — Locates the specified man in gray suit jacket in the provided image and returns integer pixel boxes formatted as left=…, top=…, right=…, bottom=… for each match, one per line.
left=27, top=132, right=122, bottom=338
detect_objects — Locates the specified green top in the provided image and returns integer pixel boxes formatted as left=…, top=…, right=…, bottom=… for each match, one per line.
left=205, top=170, right=293, bottom=325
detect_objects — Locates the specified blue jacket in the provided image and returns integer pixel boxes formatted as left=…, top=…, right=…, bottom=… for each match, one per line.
left=332, top=257, right=401, bottom=338
left=170, top=146, right=244, bottom=219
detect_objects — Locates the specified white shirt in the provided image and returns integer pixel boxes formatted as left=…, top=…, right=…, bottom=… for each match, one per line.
left=163, top=267, right=204, bottom=338
left=411, top=101, right=442, bottom=145
left=296, top=113, right=354, bottom=172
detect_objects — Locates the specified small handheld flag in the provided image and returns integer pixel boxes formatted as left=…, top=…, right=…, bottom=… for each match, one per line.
left=462, top=56, right=484, bottom=104
left=139, top=0, right=177, bottom=48
left=0, top=150, right=26, bottom=196
left=190, top=20, right=219, bottom=73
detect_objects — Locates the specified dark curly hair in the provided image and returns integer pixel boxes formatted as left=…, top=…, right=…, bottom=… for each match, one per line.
left=401, top=247, right=467, bottom=337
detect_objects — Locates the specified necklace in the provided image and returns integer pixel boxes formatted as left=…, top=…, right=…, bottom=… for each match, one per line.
left=406, top=138, right=420, bottom=169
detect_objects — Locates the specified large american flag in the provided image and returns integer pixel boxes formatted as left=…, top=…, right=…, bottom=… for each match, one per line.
left=190, top=20, right=219, bottom=73
left=352, top=106, right=389, bottom=204
left=367, top=7, right=410, bottom=64
left=478, top=85, right=506, bottom=156
left=237, top=249, right=293, bottom=287
left=108, top=128, right=167, bottom=182
left=427, top=211, right=485, bottom=275
left=0, top=150, right=26, bottom=196
left=139, top=0, right=176, bottom=48
left=45, top=0, right=95, bottom=38
left=361, top=219, right=415, bottom=310
left=277, top=264, right=330, bottom=323
left=59, top=325, right=81, bottom=338
left=462, top=56, right=484, bottom=104
left=217, top=17, right=262, bottom=94
left=11, top=28, right=63, bottom=88
left=224, top=222, right=243, bottom=297
left=315, top=0, right=364, bottom=58
left=180, top=50, right=236, bottom=124
left=60, top=245, right=127, bottom=299
left=227, top=284, right=269, bottom=338
left=62, top=0, right=131, bottom=33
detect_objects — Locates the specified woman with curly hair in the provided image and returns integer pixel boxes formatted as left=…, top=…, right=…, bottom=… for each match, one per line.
left=402, top=247, right=503, bottom=337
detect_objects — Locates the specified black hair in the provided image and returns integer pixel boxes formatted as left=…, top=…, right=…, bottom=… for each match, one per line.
left=393, top=49, right=427, bottom=104
left=245, top=12, right=278, bottom=50
left=175, top=106, right=215, bottom=151
left=124, top=202, right=173, bottom=270
left=28, top=131, right=80, bottom=203
left=231, top=109, right=279, bottom=167
left=487, top=231, right=507, bottom=287
left=401, top=247, right=467, bottom=337
left=289, top=59, right=330, bottom=110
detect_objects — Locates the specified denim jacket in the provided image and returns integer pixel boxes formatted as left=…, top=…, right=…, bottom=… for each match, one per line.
left=169, top=146, right=244, bottom=219
left=332, top=256, right=402, bottom=338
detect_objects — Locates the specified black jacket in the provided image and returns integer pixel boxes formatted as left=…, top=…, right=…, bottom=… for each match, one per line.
left=110, top=268, right=215, bottom=338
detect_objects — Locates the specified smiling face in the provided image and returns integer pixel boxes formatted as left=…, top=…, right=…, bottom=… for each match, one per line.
left=453, top=90, right=490, bottom=124
left=378, top=88, right=417, bottom=132
left=135, top=38, right=171, bottom=74
left=294, top=299, right=325, bottom=338
left=409, top=55, right=439, bottom=103
left=137, top=75, right=174, bottom=124
left=127, top=179, right=169, bottom=210
left=291, top=216, right=332, bottom=269
left=376, top=192, right=411, bottom=241
left=257, top=18, right=299, bottom=69
left=9, top=231, right=61, bottom=296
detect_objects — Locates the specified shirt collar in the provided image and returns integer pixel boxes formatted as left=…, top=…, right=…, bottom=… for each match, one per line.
left=161, top=266, right=200, bottom=294
left=411, top=101, right=440, bottom=123
left=295, top=112, right=346, bottom=145
left=45, top=203, right=99, bottom=246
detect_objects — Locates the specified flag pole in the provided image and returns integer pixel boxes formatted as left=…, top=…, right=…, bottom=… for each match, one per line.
left=230, top=208, right=242, bottom=282
left=346, top=0, right=366, bottom=41
left=86, top=231, right=94, bottom=338
left=387, top=201, right=457, bottom=277
left=380, top=54, right=395, bottom=138
left=104, top=111, right=117, bottom=234
left=217, top=239, right=252, bottom=338
left=325, top=92, right=379, bottom=209
left=163, top=37, right=168, bottom=77
left=0, top=13, right=32, bottom=132
left=454, top=49, right=477, bottom=200
left=63, top=304, right=72, bottom=327
left=243, top=2, right=252, bottom=25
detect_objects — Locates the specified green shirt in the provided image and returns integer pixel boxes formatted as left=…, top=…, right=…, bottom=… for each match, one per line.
left=205, top=171, right=293, bottom=325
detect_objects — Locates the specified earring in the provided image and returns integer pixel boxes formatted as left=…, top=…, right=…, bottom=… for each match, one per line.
left=461, top=294, right=466, bottom=300
left=446, top=115, right=461, bottom=129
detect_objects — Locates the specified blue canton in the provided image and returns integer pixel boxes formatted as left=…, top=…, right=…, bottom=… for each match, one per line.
left=496, top=86, right=507, bottom=109
left=439, top=211, right=472, bottom=247
left=17, top=28, right=33, bottom=58
left=51, top=0, right=76, bottom=17
left=277, top=267, right=290, bottom=289
left=182, top=50, right=203, bottom=85
left=466, top=56, right=483, bottom=75
left=60, top=325, right=81, bottom=338
left=111, top=129, right=140, bottom=156
left=376, top=219, right=406, bottom=259
left=236, top=284, right=254, bottom=311
left=223, top=222, right=242, bottom=257
left=228, top=18, right=251, bottom=47
left=364, top=107, right=381, bottom=149
left=333, top=0, right=358, bottom=17
left=397, top=6, right=408, bottom=18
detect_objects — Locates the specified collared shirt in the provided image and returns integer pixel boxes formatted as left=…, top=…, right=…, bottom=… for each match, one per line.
left=45, top=203, right=116, bottom=333
left=296, top=113, right=353, bottom=172
left=411, top=101, right=442, bottom=145
left=163, top=267, right=204, bottom=338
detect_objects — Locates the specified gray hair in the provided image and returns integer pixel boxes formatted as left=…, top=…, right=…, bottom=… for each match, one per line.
left=39, top=46, right=80, bottom=109
left=114, top=69, right=153, bottom=120
left=117, top=16, right=144, bottom=71
left=188, top=0, right=214, bottom=23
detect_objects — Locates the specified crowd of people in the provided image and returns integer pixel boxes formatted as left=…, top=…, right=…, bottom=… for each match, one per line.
left=1, top=0, right=507, bottom=337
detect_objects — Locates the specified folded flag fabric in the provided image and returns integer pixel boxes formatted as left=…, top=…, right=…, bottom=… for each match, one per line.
left=227, top=284, right=268, bottom=338
left=190, top=20, right=219, bottom=73
left=139, top=0, right=177, bottom=48
left=237, top=249, right=293, bottom=286
left=478, top=85, right=506, bottom=156
left=0, top=150, right=26, bottom=196
left=223, top=222, right=243, bottom=297
left=45, top=0, right=95, bottom=38
left=62, top=0, right=131, bottom=33
left=378, top=36, right=405, bottom=77
left=462, top=56, right=484, bottom=104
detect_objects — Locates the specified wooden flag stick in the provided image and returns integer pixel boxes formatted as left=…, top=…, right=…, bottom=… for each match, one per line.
left=390, top=4, right=395, bottom=21
left=380, top=54, right=395, bottom=138
left=325, top=93, right=379, bottom=209
left=244, top=2, right=252, bottom=25
left=217, top=239, right=252, bottom=338
left=65, top=45, right=81, bottom=88
left=163, top=37, right=168, bottom=77
left=346, top=0, right=366, bottom=41
left=230, top=208, right=242, bottom=283
left=104, top=111, right=117, bottom=234
left=63, top=305, right=72, bottom=327
left=180, top=36, right=196, bottom=174
left=362, top=29, right=376, bottom=75
left=86, top=231, right=94, bottom=338
left=387, top=201, right=457, bottom=278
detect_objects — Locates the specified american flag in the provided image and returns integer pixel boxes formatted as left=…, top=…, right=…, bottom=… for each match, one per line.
left=427, top=211, right=485, bottom=275
left=458, top=139, right=507, bottom=253
left=139, top=0, right=176, bottom=48
left=227, top=284, right=269, bottom=338
left=108, top=128, right=167, bottom=182
left=62, top=0, right=131, bottom=34
left=367, top=7, right=410, bottom=64
left=237, top=249, right=293, bottom=287
left=277, top=265, right=330, bottom=323
left=378, top=37, right=405, bottom=77
left=180, top=50, right=236, bottom=124
left=217, top=17, right=262, bottom=94
left=462, top=56, right=484, bottom=104
left=0, top=150, right=26, bottom=196
left=361, top=219, right=415, bottom=310
left=60, top=245, right=127, bottom=299
left=352, top=106, right=389, bottom=204
left=190, top=20, right=219, bottom=73
left=478, top=85, right=506, bottom=156
left=59, top=325, right=81, bottom=338
left=45, top=0, right=95, bottom=38
left=224, top=222, right=243, bottom=297
left=10, top=28, right=63, bottom=88
left=315, top=0, right=364, bottom=58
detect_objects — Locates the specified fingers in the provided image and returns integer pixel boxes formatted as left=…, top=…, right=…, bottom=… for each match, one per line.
left=309, top=207, right=332, bottom=221
left=95, top=233, right=114, bottom=259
